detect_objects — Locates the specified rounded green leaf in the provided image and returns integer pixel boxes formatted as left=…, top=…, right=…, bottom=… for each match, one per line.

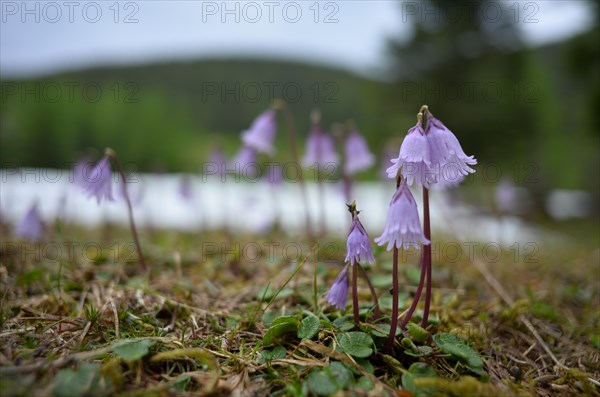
left=406, top=322, right=429, bottom=343
left=263, top=316, right=298, bottom=345
left=297, top=315, right=320, bottom=340
left=338, top=332, right=374, bottom=358
left=433, top=333, right=485, bottom=375
left=307, top=369, right=338, bottom=396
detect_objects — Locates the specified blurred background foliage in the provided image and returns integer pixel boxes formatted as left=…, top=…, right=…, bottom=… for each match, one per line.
left=1, top=1, right=598, bottom=200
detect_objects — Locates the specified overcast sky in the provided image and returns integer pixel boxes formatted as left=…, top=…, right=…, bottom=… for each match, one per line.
left=0, top=1, right=596, bottom=79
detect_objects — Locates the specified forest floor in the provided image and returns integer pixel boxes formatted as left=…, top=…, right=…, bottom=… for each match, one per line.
left=0, top=220, right=598, bottom=396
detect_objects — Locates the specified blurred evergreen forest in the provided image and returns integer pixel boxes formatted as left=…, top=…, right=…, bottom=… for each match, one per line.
left=1, top=1, right=598, bottom=197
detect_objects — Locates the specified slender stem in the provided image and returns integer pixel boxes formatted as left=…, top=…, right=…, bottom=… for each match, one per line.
left=111, top=154, right=148, bottom=273
left=352, top=263, right=360, bottom=326
left=385, top=247, right=399, bottom=353
left=317, top=173, right=326, bottom=237
left=281, top=105, right=313, bottom=241
left=421, top=187, right=432, bottom=327
left=270, top=184, right=281, bottom=231
left=399, top=250, right=427, bottom=330
left=343, top=175, right=353, bottom=204
left=358, top=263, right=379, bottom=320
left=313, top=254, right=318, bottom=314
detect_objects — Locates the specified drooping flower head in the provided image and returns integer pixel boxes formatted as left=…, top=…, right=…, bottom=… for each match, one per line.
left=72, top=158, right=93, bottom=186
left=302, top=110, right=339, bottom=170
left=76, top=155, right=114, bottom=204
left=426, top=111, right=476, bottom=186
left=374, top=180, right=430, bottom=250
left=241, top=108, right=278, bottom=156
left=15, top=202, right=44, bottom=242
left=386, top=120, right=432, bottom=187
left=344, top=130, right=375, bottom=176
left=326, top=265, right=349, bottom=310
left=345, top=206, right=375, bottom=266
left=232, top=145, right=258, bottom=178
left=386, top=107, right=476, bottom=188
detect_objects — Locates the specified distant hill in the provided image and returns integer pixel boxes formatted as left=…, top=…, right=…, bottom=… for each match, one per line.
left=0, top=59, right=387, bottom=171
left=1, top=27, right=598, bottom=196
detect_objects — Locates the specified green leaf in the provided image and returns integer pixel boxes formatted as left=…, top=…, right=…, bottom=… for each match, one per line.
left=406, top=322, right=429, bottom=343
left=433, top=333, right=486, bottom=376
left=332, top=316, right=355, bottom=331
left=355, top=376, right=374, bottom=391
left=53, top=363, right=109, bottom=397
left=258, top=346, right=287, bottom=364
left=113, top=339, right=156, bottom=362
left=401, top=362, right=438, bottom=397
left=338, top=332, right=374, bottom=358
left=355, top=358, right=375, bottom=374
left=329, top=361, right=353, bottom=389
left=307, top=362, right=353, bottom=396
left=263, top=316, right=298, bottom=345
left=307, top=369, right=339, bottom=396
left=297, top=315, right=320, bottom=340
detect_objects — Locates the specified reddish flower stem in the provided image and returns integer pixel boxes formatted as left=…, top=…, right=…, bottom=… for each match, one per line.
left=420, top=187, right=432, bottom=327
left=398, top=247, right=427, bottom=330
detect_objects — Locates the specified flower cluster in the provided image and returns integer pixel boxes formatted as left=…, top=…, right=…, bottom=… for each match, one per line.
left=386, top=110, right=476, bottom=188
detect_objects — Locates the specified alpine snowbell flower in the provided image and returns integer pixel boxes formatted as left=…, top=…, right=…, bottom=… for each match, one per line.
left=232, top=145, right=258, bottom=178
left=302, top=121, right=339, bottom=170
left=375, top=181, right=429, bottom=250
left=386, top=109, right=476, bottom=188
left=344, top=130, right=375, bottom=176
left=386, top=120, right=432, bottom=187
left=426, top=112, right=477, bottom=186
left=241, top=109, right=277, bottom=156
left=345, top=216, right=375, bottom=266
left=232, top=146, right=256, bottom=168
left=15, top=203, right=44, bottom=241
left=326, top=265, right=349, bottom=310
left=77, top=155, right=114, bottom=204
